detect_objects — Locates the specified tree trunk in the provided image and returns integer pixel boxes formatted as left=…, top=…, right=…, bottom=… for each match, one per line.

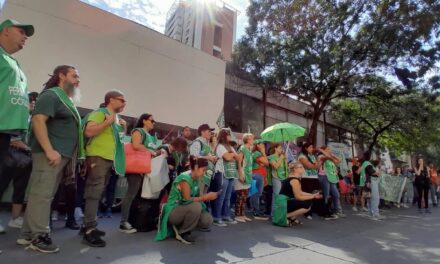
left=367, top=133, right=379, bottom=153
left=307, top=106, right=322, bottom=145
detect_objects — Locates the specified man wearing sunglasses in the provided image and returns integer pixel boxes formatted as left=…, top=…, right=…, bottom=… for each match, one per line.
left=81, top=90, right=127, bottom=247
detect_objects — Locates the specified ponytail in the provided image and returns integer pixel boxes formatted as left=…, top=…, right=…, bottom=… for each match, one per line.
left=42, top=65, right=75, bottom=91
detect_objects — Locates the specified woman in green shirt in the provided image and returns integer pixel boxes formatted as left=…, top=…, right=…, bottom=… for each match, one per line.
left=120, top=113, right=158, bottom=234
left=156, top=156, right=219, bottom=244
left=269, top=143, right=288, bottom=216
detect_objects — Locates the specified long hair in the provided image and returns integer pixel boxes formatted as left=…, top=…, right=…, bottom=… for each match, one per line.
left=217, top=129, right=232, bottom=152
left=300, top=142, right=315, bottom=163
left=42, top=65, right=75, bottom=91
left=134, top=113, right=152, bottom=129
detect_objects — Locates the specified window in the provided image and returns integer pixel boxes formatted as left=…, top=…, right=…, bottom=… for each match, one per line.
left=214, top=25, right=222, bottom=47
left=213, top=49, right=222, bottom=58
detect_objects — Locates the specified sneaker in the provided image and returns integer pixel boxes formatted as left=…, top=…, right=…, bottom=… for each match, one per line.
left=352, top=206, right=358, bottom=212
left=425, top=209, right=432, bottom=214
left=172, top=225, right=195, bottom=245
left=336, top=212, right=346, bottom=218
left=16, top=238, right=32, bottom=246
left=253, top=213, right=269, bottom=220
left=371, top=214, right=385, bottom=221
left=324, top=214, right=339, bottom=220
left=213, top=220, right=227, bottom=227
left=119, top=222, right=137, bottom=234
left=65, top=220, right=80, bottom=230
left=396, top=204, right=401, bottom=208
left=198, top=227, right=211, bottom=232
left=223, top=218, right=238, bottom=224
left=243, top=216, right=252, bottom=222
left=82, top=230, right=106, bottom=247
left=78, top=225, right=106, bottom=237
left=235, top=216, right=246, bottom=223
left=402, top=204, right=409, bottom=208
left=105, top=208, right=112, bottom=218
left=305, top=215, right=313, bottom=220
left=30, top=234, right=59, bottom=253
left=0, top=223, right=6, bottom=233
left=8, top=217, right=23, bottom=229
left=361, top=207, right=369, bottom=212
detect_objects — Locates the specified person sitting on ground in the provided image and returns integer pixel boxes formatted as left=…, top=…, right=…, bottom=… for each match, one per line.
left=155, top=156, right=219, bottom=244
left=273, top=162, right=323, bottom=227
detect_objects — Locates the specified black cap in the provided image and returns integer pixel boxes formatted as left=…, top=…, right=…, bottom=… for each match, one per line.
left=28, top=91, right=39, bottom=101
left=198, top=124, right=215, bottom=136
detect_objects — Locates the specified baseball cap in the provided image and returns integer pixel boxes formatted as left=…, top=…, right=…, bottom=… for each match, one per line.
left=0, top=19, right=34, bottom=37
left=198, top=124, right=215, bottom=135
left=254, top=139, right=266, bottom=144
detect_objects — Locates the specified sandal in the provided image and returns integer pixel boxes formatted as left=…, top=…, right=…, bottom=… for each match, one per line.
left=289, top=218, right=303, bottom=226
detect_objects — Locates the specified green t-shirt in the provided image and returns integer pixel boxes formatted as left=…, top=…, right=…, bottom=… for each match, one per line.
left=0, top=47, right=29, bottom=133
left=324, top=160, right=339, bottom=184
left=30, top=91, right=78, bottom=158
left=268, top=154, right=287, bottom=180
left=85, top=111, right=120, bottom=161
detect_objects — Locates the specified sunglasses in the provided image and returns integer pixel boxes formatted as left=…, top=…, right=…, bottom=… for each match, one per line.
left=113, top=97, right=127, bottom=103
left=148, top=119, right=156, bottom=124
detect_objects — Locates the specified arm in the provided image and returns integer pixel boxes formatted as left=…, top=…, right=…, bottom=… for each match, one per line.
left=257, top=155, right=269, bottom=166
left=179, top=181, right=218, bottom=202
left=84, top=112, right=115, bottom=138
left=189, top=141, right=216, bottom=162
left=131, top=130, right=148, bottom=152
left=291, top=180, right=320, bottom=201
left=222, top=151, right=237, bottom=161
left=270, top=155, right=285, bottom=169
left=10, top=140, right=30, bottom=151
left=32, top=114, right=61, bottom=166
left=299, top=156, right=321, bottom=170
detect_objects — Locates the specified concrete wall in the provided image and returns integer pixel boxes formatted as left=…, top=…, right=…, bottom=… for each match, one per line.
left=1, top=0, right=226, bottom=128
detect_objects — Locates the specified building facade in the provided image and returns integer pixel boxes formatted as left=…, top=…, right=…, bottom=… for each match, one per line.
left=165, top=0, right=237, bottom=61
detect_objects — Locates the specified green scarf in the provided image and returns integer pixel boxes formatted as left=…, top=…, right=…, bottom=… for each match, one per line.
left=50, top=87, right=85, bottom=159
left=86, top=107, right=126, bottom=176
left=239, top=145, right=253, bottom=184
left=360, top=161, right=373, bottom=187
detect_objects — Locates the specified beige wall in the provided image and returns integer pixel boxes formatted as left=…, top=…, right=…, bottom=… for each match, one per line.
left=1, top=0, right=226, bottom=128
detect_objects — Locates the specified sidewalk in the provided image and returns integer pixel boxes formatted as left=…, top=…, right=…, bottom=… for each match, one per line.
left=0, top=206, right=439, bottom=264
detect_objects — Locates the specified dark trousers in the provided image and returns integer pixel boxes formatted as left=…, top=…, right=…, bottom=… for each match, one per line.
left=416, top=181, right=430, bottom=209
left=0, top=152, right=32, bottom=204
left=0, top=133, right=12, bottom=193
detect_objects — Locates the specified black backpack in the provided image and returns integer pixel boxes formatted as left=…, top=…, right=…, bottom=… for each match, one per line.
left=128, top=194, right=161, bottom=232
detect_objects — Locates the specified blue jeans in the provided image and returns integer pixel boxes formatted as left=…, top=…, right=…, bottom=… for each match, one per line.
left=250, top=173, right=264, bottom=214
left=213, top=174, right=235, bottom=221
left=368, top=177, right=380, bottom=216
left=318, top=175, right=342, bottom=213
left=271, top=177, right=282, bottom=216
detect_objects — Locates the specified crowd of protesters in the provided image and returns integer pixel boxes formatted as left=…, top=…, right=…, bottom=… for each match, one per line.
left=1, top=19, right=439, bottom=254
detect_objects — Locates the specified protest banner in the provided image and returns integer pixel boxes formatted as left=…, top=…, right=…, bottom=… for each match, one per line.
left=379, top=174, right=407, bottom=202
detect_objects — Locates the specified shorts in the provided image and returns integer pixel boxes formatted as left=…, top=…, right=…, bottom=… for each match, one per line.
left=287, top=199, right=312, bottom=213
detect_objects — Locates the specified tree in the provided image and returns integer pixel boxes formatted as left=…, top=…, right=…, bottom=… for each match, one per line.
left=231, top=0, right=440, bottom=144
left=331, top=80, right=437, bottom=153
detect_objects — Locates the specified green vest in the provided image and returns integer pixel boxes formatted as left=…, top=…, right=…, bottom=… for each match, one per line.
left=324, top=160, right=339, bottom=184
left=239, top=145, right=253, bottom=184
left=155, top=172, right=203, bottom=241
left=0, top=47, right=29, bottom=132
left=224, top=158, right=238, bottom=179
left=192, top=139, right=215, bottom=186
left=85, top=108, right=126, bottom=175
left=360, top=161, right=373, bottom=187
left=299, top=153, right=318, bottom=177
left=269, top=154, right=287, bottom=180
left=252, top=151, right=262, bottom=170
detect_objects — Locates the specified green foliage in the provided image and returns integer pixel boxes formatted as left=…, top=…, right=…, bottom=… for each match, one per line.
left=231, top=0, right=440, bottom=143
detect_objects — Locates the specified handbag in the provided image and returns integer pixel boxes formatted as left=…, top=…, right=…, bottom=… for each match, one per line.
left=124, top=143, right=152, bottom=174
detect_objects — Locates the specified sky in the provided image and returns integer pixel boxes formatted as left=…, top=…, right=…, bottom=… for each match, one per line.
left=81, top=0, right=250, bottom=41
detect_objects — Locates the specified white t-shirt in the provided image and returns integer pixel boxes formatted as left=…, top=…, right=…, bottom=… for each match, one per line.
left=215, top=143, right=235, bottom=173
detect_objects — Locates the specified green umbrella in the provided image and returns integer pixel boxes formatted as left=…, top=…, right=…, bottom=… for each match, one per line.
left=260, top=122, right=305, bottom=143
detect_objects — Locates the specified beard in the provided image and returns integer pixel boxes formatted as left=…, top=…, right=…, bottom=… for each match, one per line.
left=72, top=88, right=81, bottom=104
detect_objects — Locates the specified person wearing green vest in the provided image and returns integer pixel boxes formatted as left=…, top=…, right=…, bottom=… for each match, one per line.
left=119, top=113, right=158, bottom=235
left=18, top=65, right=81, bottom=253
left=274, top=162, right=323, bottom=227
left=317, top=146, right=344, bottom=218
left=212, top=128, right=239, bottom=227
left=360, top=151, right=384, bottom=220
left=269, top=143, right=288, bottom=217
left=235, top=133, right=254, bottom=223
left=0, top=19, right=34, bottom=238
left=156, top=156, right=218, bottom=244
left=189, top=124, right=218, bottom=194
left=298, top=142, right=322, bottom=220
left=82, top=90, right=127, bottom=247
